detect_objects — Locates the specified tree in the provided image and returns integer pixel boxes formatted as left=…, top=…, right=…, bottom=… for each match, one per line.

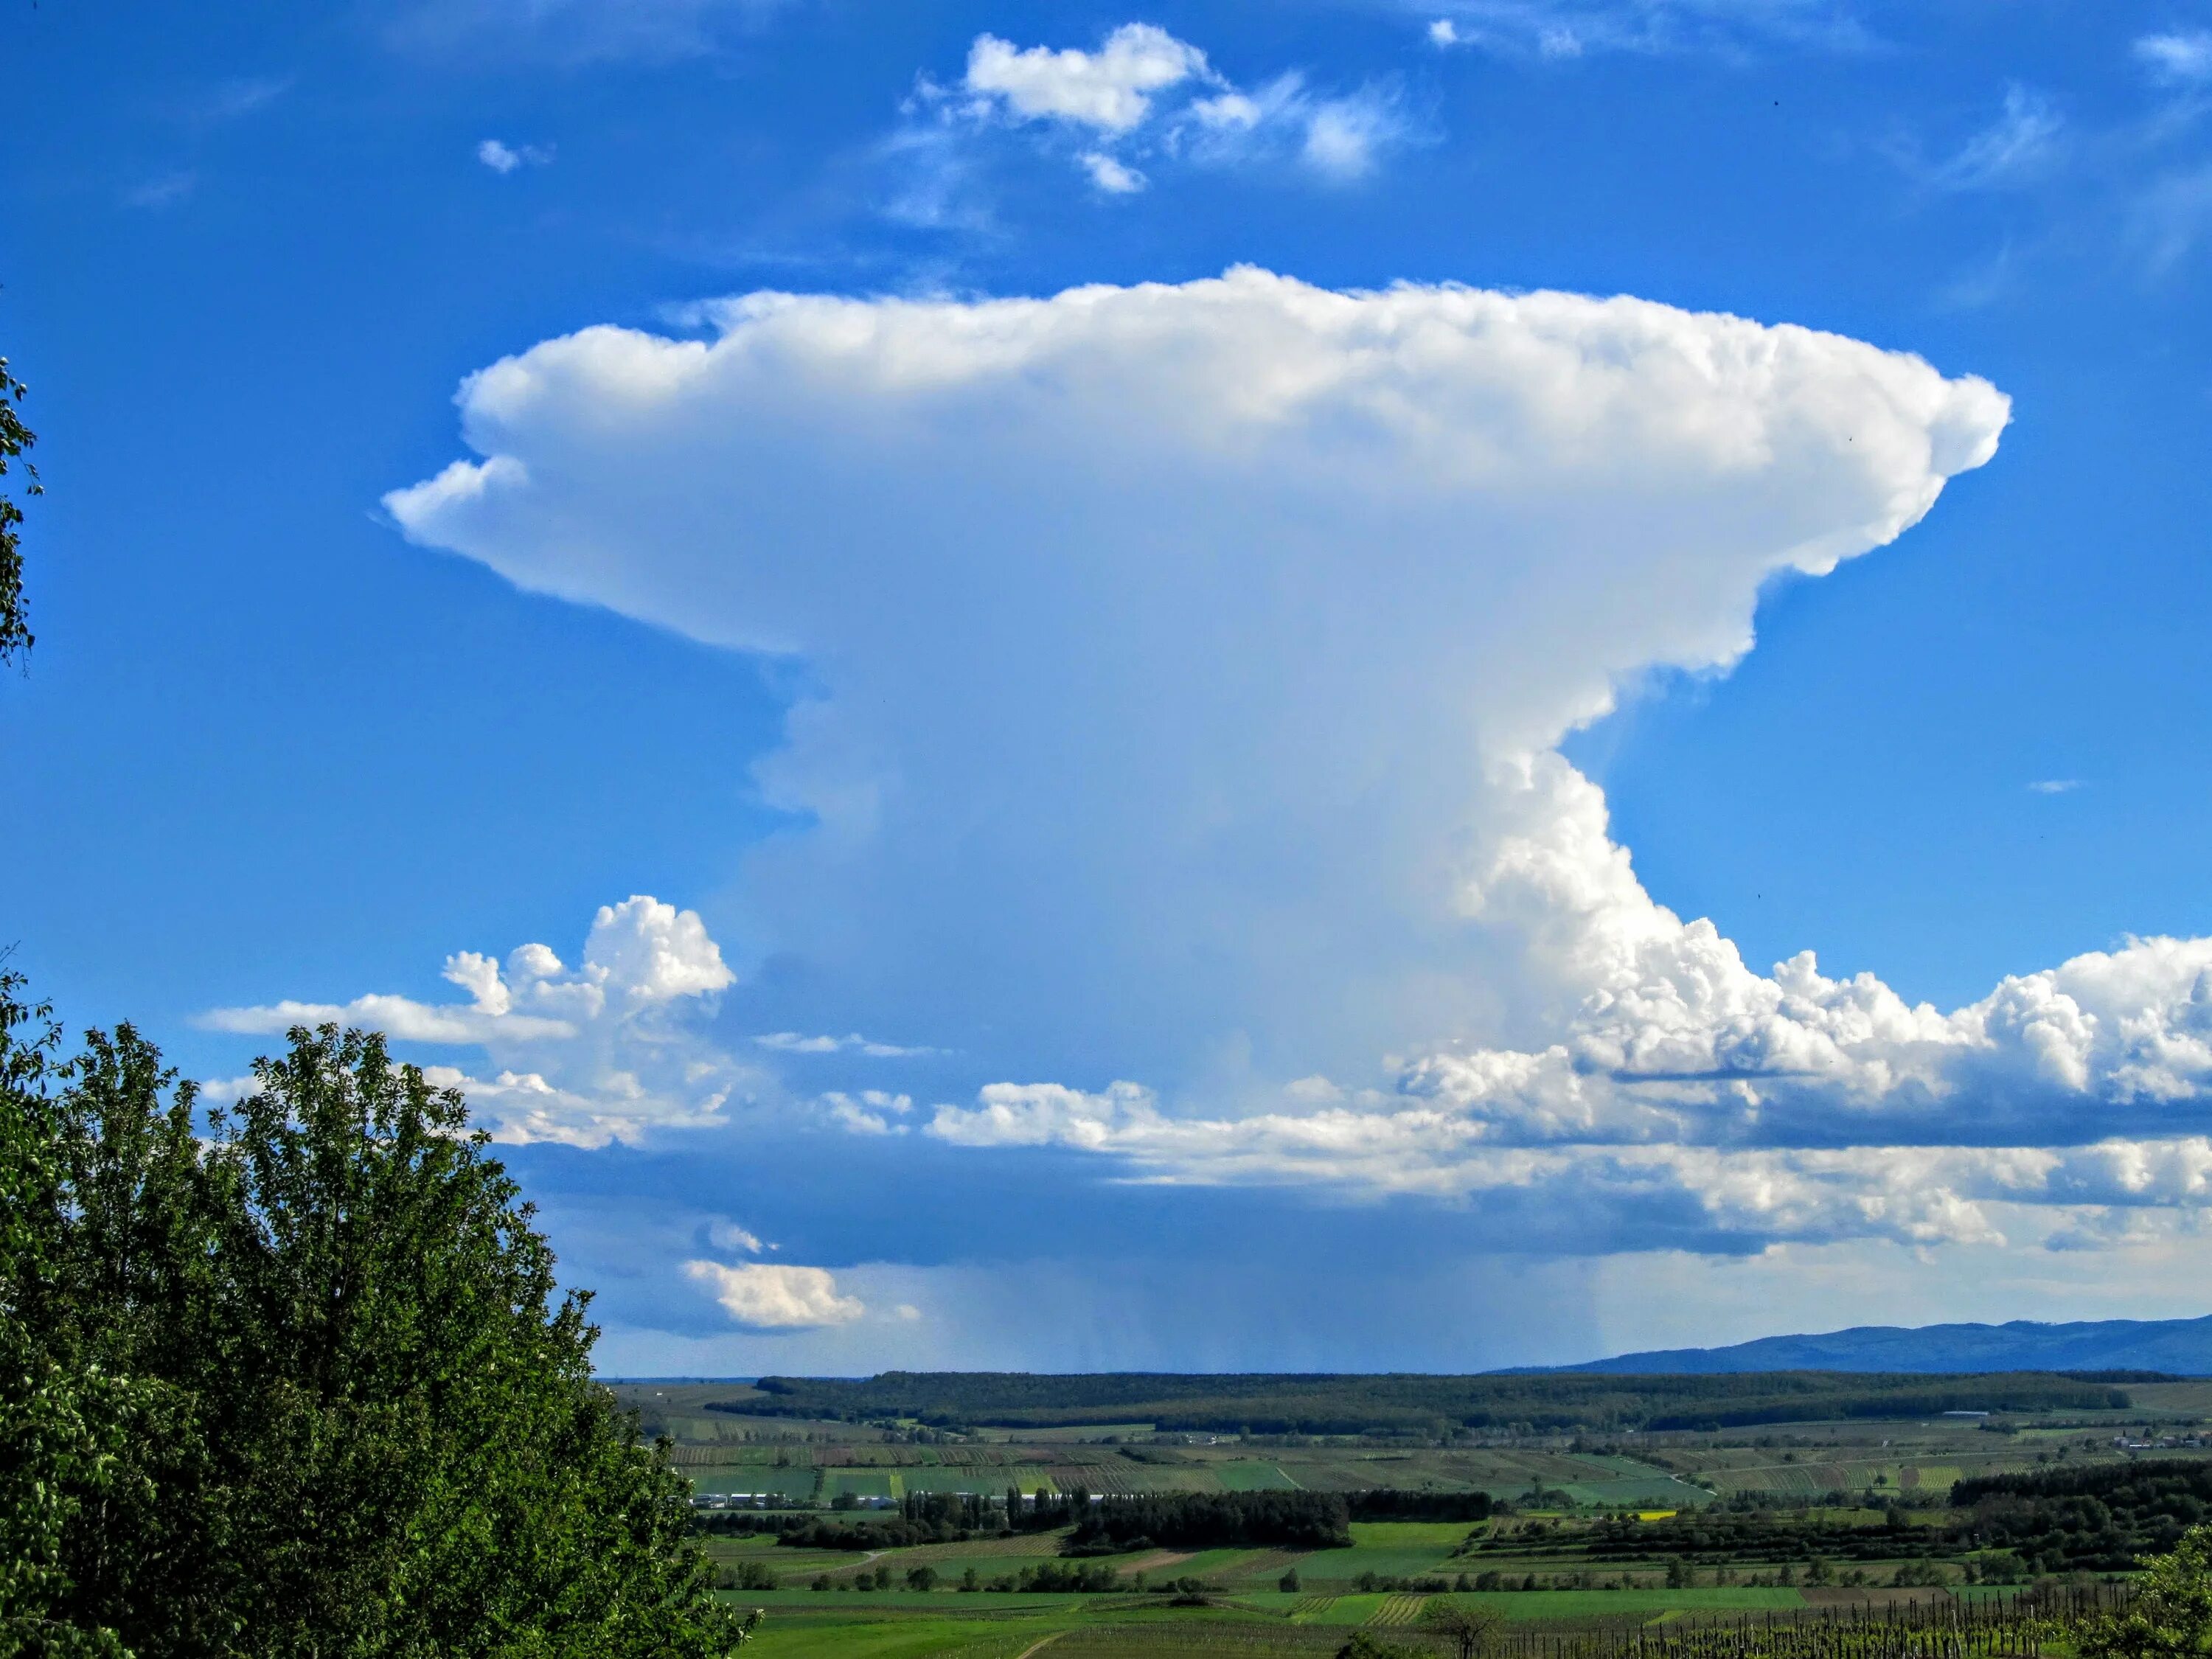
left=905, top=1566, right=939, bottom=1592
left=0, top=354, right=37, bottom=664
left=0, top=974, right=139, bottom=1658
left=1335, top=1635, right=1426, bottom=1659
left=1419, top=1601, right=1505, bottom=1659
left=1280, top=1568, right=1302, bottom=1593
left=7, top=1015, right=751, bottom=1659
left=2081, top=1524, right=2212, bottom=1659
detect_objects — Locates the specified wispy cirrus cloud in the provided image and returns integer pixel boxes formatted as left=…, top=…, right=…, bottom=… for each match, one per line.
left=754, top=1030, right=938, bottom=1057
left=383, top=0, right=785, bottom=66
left=1895, top=84, right=2065, bottom=193
left=2135, top=29, right=2212, bottom=88
left=1414, top=0, right=1871, bottom=60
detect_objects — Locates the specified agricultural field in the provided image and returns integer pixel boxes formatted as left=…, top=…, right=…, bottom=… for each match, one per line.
left=619, top=1371, right=2212, bottom=1657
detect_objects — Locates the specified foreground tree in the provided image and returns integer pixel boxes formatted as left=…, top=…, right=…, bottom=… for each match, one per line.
left=2, top=1003, right=747, bottom=1658
left=2081, top=1523, right=2212, bottom=1659
left=0, top=975, right=143, bottom=1658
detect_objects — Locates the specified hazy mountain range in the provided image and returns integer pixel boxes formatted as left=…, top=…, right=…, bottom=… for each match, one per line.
left=1546, top=1315, right=2212, bottom=1376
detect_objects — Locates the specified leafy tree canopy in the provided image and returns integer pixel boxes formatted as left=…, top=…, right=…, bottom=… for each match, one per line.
left=0, top=992, right=748, bottom=1659
left=2083, top=1523, right=2212, bottom=1659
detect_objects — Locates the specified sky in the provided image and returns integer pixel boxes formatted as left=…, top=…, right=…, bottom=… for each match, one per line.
left=4, top=0, right=2212, bottom=1374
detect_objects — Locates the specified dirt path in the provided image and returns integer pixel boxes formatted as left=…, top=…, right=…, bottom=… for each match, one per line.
left=1013, top=1632, right=1069, bottom=1659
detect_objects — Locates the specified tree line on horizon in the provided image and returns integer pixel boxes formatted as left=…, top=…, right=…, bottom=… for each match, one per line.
left=736, top=1368, right=2134, bottom=1436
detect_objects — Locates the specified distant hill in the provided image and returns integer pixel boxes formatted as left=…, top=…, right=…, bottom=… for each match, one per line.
left=1548, top=1315, right=2212, bottom=1377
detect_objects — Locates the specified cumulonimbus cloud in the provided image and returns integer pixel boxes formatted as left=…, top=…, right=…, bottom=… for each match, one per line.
left=372, top=265, right=2212, bottom=1256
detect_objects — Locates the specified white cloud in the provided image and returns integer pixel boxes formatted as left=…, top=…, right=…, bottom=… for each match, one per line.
left=709, top=1220, right=768, bottom=1253
left=478, top=138, right=552, bottom=174
left=1079, top=150, right=1148, bottom=194
left=684, top=1259, right=866, bottom=1329
left=754, top=1031, right=935, bottom=1057
left=203, top=896, right=745, bottom=1147
left=964, top=24, right=1211, bottom=133
left=2028, top=778, right=2081, bottom=795
left=1419, top=1, right=1868, bottom=59
left=911, top=24, right=1416, bottom=199
left=1300, top=91, right=1408, bottom=181
left=365, top=266, right=2212, bottom=1259
left=2135, top=30, right=2212, bottom=87
left=1913, top=86, right=2064, bottom=192
left=821, top=1090, right=914, bottom=1135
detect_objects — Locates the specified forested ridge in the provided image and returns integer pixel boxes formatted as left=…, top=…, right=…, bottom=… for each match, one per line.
left=742, top=1369, right=2129, bottom=1434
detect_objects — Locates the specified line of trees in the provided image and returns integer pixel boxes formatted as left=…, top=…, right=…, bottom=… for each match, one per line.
left=744, top=1369, right=2134, bottom=1436
left=1063, top=1489, right=1352, bottom=1553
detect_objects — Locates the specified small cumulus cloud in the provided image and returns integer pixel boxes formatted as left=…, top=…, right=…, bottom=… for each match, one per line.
left=901, top=21, right=1421, bottom=204
left=964, top=24, right=1210, bottom=133
left=821, top=1091, right=914, bottom=1135
left=2028, top=779, right=2082, bottom=795
left=684, top=1259, right=866, bottom=1329
left=201, top=896, right=747, bottom=1147
left=709, top=1220, right=768, bottom=1254
left=478, top=138, right=554, bottom=174
left=1079, top=150, right=1147, bottom=194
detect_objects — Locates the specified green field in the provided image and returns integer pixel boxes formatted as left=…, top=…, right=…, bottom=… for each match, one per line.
left=1217, top=1462, right=1301, bottom=1492
left=634, top=1369, right=2211, bottom=1659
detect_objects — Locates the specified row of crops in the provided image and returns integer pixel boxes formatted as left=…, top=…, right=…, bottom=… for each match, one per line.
left=939, top=1587, right=2138, bottom=1659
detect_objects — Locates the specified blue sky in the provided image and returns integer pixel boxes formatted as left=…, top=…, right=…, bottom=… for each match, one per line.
left=4, top=0, right=2212, bottom=1372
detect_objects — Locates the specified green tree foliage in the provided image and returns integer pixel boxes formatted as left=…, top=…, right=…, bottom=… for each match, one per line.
left=1952, top=1459, right=2212, bottom=1573
left=1064, top=1490, right=1351, bottom=1553
left=0, top=356, right=36, bottom=665
left=1335, top=1634, right=1428, bottom=1659
left=1, top=1000, right=749, bottom=1659
left=0, top=975, right=139, bottom=1658
left=2081, top=1523, right=2212, bottom=1659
